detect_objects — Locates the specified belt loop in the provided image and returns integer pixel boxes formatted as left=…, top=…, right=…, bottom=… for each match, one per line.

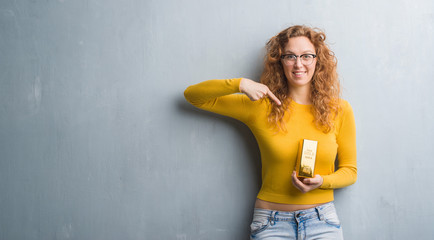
left=315, top=206, right=324, bottom=221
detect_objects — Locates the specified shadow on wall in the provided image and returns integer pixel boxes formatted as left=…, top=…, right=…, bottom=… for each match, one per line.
left=177, top=96, right=262, bottom=239
left=177, top=96, right=262, bottom=187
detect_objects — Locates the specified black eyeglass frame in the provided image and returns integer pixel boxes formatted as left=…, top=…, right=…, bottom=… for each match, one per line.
left=280, top=54, right=317, bottom=61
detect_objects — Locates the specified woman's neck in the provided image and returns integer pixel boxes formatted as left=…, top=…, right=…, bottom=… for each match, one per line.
left=289, top=86, right=311, bottom=105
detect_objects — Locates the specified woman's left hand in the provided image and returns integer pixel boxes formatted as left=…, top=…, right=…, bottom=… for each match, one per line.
left=291, top=171, right=323, bottom=193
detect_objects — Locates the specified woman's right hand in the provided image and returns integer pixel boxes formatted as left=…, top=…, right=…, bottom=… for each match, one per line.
left=239, top=78, right=281, bottom=105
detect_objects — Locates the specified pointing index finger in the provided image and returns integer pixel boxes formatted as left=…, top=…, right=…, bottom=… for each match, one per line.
left=267, top=90, right=281, bottom=105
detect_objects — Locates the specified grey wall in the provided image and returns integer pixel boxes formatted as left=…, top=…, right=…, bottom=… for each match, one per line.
left=1, top=0, right=433, bottom=239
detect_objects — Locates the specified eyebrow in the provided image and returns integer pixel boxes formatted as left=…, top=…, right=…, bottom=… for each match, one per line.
left=283, top=50, right=315, bottom=54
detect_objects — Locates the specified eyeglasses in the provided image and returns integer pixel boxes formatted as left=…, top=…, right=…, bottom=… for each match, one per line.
left=281, top=54, right=317, bottom=66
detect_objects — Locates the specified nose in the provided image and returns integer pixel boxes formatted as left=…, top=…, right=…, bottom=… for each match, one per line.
left=294, top=56, right=303, bottom=68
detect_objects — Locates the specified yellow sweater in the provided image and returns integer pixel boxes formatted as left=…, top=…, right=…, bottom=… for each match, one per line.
left=184, top=78, right=357, bottom=204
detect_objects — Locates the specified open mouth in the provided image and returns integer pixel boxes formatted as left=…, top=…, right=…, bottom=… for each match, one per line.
left=293, top=71, right=306, bottom=77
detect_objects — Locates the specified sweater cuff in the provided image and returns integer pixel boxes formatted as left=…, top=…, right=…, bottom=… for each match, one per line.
left=230, top=78, right=243, bottom=93
left=319, top=175, right=332, bottom=189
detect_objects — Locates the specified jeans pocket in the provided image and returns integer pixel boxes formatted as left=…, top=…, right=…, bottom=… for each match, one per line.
left=322, top=208, right=341, bottom=227
left=250, top=214, right=271, bottom=236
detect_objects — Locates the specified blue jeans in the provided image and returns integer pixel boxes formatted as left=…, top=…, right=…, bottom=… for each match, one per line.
left=250, top=202, right=343, bottom=239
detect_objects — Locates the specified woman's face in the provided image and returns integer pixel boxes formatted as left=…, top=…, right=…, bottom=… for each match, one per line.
left=281, top=36, right=317, bottom=89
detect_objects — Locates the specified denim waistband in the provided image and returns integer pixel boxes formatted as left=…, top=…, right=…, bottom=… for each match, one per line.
left=253, top=201, right=335, bottom=223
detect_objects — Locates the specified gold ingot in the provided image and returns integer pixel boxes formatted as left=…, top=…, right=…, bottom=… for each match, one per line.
left=295, top=139, right=318, bottom=178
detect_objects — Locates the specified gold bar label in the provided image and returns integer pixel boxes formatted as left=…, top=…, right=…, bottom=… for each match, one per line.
left=295, top=139, right=318, bottom=178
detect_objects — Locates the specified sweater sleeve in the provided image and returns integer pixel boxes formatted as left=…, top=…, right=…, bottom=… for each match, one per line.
left=320, top=101, right=357, bottom=189
left=183, top=78, right=255, bottom=124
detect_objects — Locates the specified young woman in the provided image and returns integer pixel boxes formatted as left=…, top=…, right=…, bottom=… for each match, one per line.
left=184, top=25, right=357, bottom=239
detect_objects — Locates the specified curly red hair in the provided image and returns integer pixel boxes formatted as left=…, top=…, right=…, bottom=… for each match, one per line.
left=261, top=25, right=341, bottom=133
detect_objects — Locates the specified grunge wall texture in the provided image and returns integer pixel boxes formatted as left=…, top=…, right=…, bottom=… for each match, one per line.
left=1, top=0, right=433, bottom=239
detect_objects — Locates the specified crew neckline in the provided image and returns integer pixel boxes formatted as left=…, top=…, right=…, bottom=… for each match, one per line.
left=291, top=100, right=312, bottom=108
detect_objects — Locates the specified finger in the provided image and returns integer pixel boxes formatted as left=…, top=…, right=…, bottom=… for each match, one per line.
left=303, top=178, right=318, bottom=185
left=291, top=171, right=301, bottom=185
left=293, top=171, right=306, bottom=184
left=250, top=91, right=264, bottom=101
left=255, top=92, right=265, bottom=100
left=315, top=174, right=323, bottom=186
left=292, top=171, right=307, bottom=191
left=266, top=90, right=281, bottom=105
left=303, top=175, right=322, bottom=186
